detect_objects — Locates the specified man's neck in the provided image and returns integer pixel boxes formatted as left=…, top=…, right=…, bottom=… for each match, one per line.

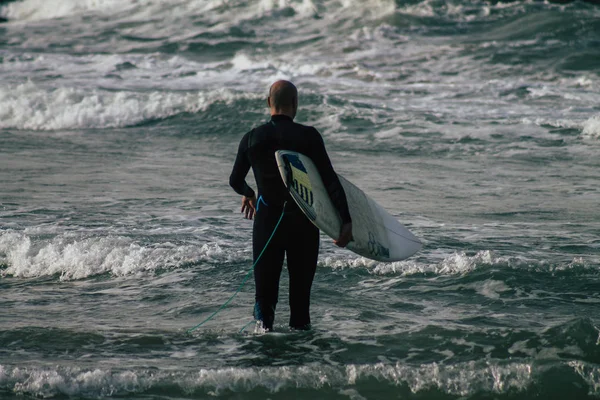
left=270, top=109, right=295, bottom=119
left=271, top=114, right=294, bottom=123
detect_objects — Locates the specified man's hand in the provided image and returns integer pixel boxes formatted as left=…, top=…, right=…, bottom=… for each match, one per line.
left=241, top=195, right=257, bottom=220
left=334, top=222, right=353, bottom=247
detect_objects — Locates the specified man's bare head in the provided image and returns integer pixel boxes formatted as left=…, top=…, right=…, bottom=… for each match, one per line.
left=267, top=80, right=298, bottom=118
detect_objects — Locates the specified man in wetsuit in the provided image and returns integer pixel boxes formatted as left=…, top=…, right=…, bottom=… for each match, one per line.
left=229, top=80, right=353, bottom=331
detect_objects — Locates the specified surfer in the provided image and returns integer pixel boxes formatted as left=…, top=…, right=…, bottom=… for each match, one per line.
left=229, top=80, right=353, bottom=332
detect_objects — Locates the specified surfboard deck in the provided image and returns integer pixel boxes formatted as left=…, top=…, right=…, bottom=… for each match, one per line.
left=275, top=150, right=422, bottom=262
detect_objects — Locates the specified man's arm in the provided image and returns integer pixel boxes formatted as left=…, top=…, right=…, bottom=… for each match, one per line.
left=229, top=132, right=257, bottom=219
left=308, top=129, right=353, bottom=247
left=229, top=132, right=255, bottom=198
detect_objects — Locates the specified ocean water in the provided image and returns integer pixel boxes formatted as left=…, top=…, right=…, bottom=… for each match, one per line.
left=1, top=0, right=599, bottom=398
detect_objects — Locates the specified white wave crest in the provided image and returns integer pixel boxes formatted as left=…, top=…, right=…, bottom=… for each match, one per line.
left=1, top=0, right=395, bottom=22
left=0, top=82, right=248, bottom=130
left=0, top=231, right=244, bottom=280
left=582, top=115, right=600, bottom=138
left=0, top=0, right=154, bottom=21
left=569, top=361, right=600, bottom=396
left=521, top=115, right=600, bottom=138
left=322, top=250, right=498, bottom=276
left=258, top=0, right=318, bottom=16
left=0, top=53, right=218, bottom=87
left=0, top=360, right=538, bottom=398
left=521, top=117, right=582, bottom=130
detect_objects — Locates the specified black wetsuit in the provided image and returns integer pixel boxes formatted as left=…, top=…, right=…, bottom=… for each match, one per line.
left=229, top=114, right=351, bottom=330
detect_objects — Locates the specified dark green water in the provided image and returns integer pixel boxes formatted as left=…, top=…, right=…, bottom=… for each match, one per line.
left=1, top=0, right=599, bottom=398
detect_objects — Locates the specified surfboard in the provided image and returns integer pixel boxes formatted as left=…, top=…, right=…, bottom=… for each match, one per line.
left=275, top=150, right=422, bottom=262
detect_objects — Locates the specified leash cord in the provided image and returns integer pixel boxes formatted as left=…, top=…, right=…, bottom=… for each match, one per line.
left=187, top=202, right=286, bottom=334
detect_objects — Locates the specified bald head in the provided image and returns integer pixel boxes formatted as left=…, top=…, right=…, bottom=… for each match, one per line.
left=267, top=80, right=298, bottom=118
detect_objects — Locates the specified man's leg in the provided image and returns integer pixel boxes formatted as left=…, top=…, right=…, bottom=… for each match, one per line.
left=285, top=212, right=319, bottom=330
left=252, top=205, right=285, bottom=331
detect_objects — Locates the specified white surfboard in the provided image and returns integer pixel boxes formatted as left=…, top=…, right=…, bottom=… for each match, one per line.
left=275, top=150, right=422, bottom=262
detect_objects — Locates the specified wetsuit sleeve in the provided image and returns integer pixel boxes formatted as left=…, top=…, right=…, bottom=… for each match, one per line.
left=229, top=132, right=256, bottom=198
left=308, top=129, right=352, bottom=224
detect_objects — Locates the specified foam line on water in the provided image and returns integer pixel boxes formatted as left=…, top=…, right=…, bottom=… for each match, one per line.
left=0, top=82, right=255, bottom=130
left=582, top=115, right=600, bottom=138
left=321, top=250, right=599, bottom=276
left=0, top=231, right=249, bottom=280
left=0, top=0, right=396, bottom=22
left=0, top=53, right=223, bottom=86
left=0, top=0, right=142, bottom=21
left=0, top=360, right=548, bottom=398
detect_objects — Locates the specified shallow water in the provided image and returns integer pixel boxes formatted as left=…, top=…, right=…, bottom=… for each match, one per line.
left=1, top=0, right=599, bottom=398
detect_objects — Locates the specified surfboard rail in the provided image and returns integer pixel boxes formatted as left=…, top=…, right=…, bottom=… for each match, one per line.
left=275, top=150, right=421, bottom=262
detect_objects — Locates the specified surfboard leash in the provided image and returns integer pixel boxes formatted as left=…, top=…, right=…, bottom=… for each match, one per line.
left=187, top=202, right=286, bottom=334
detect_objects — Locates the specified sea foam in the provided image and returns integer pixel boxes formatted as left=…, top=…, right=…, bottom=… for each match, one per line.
left=1, top=0, right=395, bottom=22
left=322, top=250, right=498, bottom=276
left=0, top=231, right=247, bottom=280
left=582, top=115, right=600, bottom=138
left=321, top=250, right=598, bottom=276
left=0, top=82, right=251, bottom=130
left=0, top=0, right=144, bottom=21
left=0, top=360, right=541, bottom=398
